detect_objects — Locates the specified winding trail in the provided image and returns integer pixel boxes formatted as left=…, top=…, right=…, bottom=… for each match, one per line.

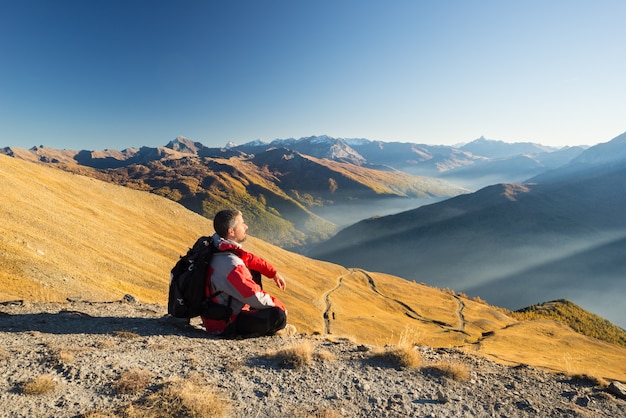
left=451, top=294, right=466, bottom=333
left=322, top=274, right=345, bottom=334
left=322, top=268, right=469, bottom=336
left=356, top=269, right=450, bottom=326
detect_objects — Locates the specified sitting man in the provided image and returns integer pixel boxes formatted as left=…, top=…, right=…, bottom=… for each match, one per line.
left=202, top=208, right=287, bottom=337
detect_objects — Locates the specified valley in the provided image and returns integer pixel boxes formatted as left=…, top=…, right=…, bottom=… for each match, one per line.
left=307, top=132, right=626, bottom=329
left=2, top=132, right=625, bottom=337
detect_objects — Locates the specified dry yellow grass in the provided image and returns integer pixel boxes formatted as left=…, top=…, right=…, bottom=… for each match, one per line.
left=425, top=361, right=471, bottom=381
left=2, top=155, right=626, bottom=381
left=137, top=378, right=230, bottom=418
left=48, top=346, right=85, bottom=365
left=373, top=345, right=422, bottom=369
left=370, top=326, right=422, bottom=368
left=113, top=368, right=153, bottom=395
left=20, top=375, right=57, bottom=395
left=471, top=319, right=626, bottom=381
left=265, top=341, right=315, bottom=369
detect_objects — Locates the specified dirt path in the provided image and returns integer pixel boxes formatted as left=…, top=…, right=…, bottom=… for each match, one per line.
left=322, top=269, right=472, bottom=336
left=354, top=269, right=469, bottom=335
left=322, top=273, right=345, bottom=334
left=451, top=294, right=466, bottom=333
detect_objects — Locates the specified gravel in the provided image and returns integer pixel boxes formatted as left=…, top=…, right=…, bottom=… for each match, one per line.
left=1, top=298, right=625, bottom=417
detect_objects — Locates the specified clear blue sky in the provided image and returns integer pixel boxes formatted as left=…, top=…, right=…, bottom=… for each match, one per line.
left=1, top=0, right=625, bottom=150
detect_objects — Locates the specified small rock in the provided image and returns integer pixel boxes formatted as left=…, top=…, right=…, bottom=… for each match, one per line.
left=436, top=388, right=448, bottom=403
left=608, top=381, right=626, bottom=399
left=575, top=396, right=590, bottom=407
left=122, top=294, right=137, bottom=303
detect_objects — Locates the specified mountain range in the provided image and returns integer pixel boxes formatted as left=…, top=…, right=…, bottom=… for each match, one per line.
left=2, top=132, right=622, bottom=327
left=2, top=136, right=471, bottom=251
left=229, top=135, right=587, bottom=189
left=309, top=131, right=626, bottom=329
left=1, top=134, right=585, bottom=247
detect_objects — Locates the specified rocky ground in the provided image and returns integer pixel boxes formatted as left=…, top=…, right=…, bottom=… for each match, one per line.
left=1, top=298, right=625, bottom=418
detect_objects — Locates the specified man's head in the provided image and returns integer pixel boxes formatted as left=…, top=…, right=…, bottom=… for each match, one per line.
left=213, top=209, right=248, bottom=242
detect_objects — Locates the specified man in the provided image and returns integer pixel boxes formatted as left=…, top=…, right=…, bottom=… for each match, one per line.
left=202, top=208, right=287, bottom=337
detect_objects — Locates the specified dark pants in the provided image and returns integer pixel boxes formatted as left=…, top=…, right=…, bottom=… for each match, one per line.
left=222, top=270, right=287, bottom=338
left=229, top=307, right=287, bottom=337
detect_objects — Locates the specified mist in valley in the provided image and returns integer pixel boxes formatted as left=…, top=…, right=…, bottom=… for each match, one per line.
left=307, top=173, right=626, bottom=330
left=309, top=196, right=448, bottom=229
left=463, top=232, right=626, bottom=329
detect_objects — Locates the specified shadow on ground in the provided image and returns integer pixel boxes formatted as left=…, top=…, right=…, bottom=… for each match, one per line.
left=0, top=301, right=210, bottom=338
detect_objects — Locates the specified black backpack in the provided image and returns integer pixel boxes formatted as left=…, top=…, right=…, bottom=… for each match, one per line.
left=168, top=236, right=232, bottom=320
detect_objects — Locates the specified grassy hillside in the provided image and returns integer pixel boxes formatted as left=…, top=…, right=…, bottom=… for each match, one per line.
left=3, top=145, right=467, bottom=252
left=1, top=154, right=626, bottom=381
left=51, top=155, right=336, bottom=250
left=512, top=299, right=626, bottom=348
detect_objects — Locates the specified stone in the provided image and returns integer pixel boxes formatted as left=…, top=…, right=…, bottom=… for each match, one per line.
left=608, top=381, right=626, bottom=399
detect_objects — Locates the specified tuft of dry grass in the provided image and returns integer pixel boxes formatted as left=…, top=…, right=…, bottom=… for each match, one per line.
left=55, top=348, right=76, bottom=364
left=315, top=349, right=336, bottom=362
left=425, top=361, right=470, bottom=381
left=20, top=374, right=57, bottom=395
left=372, top=326, right=422, bottom=368
left=47, top=346, right=85, bottom=365
left=278, top=324, right=298, bottom=337
left=372, top=345, right=422, bottom=369
left=113, top=368, right=152, bottom=395
left=567, top=373, right=608, bottom=388
left=265, top=341, right=315, bottom=369
left=133, top=378, right=230, bottom=418
left=396, top=326, right=423, bottom=347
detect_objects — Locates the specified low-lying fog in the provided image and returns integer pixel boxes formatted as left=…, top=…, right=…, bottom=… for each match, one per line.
left=310, top=196, right=447, bottom=229
left=463, top=233, right=626, bottom=330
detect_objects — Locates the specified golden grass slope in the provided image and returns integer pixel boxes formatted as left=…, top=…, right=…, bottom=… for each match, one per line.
left=1, top=154, right=625, bottom=382
left=0, top=154, right=206, bottom=303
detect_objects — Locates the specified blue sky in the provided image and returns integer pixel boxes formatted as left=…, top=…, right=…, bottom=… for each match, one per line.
left=1, top=0, right=625, bottom=150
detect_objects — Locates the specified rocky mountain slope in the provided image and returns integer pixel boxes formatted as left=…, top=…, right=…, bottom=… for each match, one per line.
left=2, top=299, right=625, bottom=417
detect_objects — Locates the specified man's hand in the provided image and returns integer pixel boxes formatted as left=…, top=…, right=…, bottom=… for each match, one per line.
left=273, top=272, right=287, bottom=290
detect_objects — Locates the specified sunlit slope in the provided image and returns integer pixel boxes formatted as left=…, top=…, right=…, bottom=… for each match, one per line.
left=2, top=154, right=625, bottom=381
left=0, top=154, right=208, bottom=303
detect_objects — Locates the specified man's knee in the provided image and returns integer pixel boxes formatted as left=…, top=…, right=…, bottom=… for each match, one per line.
left=270, top=308, right=287, bottom=333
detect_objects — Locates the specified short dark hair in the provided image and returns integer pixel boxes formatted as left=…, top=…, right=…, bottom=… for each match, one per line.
left=213, top=209, right=242, bottom=238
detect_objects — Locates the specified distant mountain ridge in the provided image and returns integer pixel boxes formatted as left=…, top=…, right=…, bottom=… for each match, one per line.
left=1, top=136, right=469, bottom=251
left=460, top=136, right=558, bottom=158
left=1, top=133, right=593, bottom=249
left=2, top=134, right=585, bottom=188
left=230, top=135, right=585, bottom=189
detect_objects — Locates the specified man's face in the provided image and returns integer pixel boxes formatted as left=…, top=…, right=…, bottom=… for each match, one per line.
left=229, top=213, right=248, bottom=243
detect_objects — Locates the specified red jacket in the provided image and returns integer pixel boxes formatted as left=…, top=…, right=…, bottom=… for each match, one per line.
left=201, top=234, right=286, bottom=334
